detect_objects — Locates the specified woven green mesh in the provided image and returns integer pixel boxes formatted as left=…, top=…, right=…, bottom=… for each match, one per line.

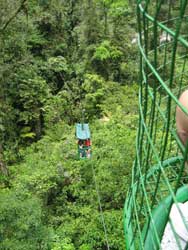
left=124, top=1, right=188, bottom=249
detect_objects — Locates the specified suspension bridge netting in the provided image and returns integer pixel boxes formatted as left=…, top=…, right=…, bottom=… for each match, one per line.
left=124, top=1, right=188, bottom=249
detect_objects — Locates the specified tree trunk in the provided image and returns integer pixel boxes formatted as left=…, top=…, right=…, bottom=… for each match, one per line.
left=35, top=108, right=42, bottom=140
left=104, top=4, right=108, bottom=37
left=0, top=144, right=8, bottom=176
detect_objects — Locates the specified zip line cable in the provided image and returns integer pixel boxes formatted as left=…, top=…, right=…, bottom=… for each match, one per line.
left=91, top=164, right=110, bottom=250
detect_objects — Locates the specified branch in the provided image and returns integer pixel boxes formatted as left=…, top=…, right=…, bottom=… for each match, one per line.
left=1, top=0, right=28, bottom=32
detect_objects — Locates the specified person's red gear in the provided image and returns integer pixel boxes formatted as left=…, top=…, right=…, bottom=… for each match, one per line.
left=85, top=139, right=91, bottom=147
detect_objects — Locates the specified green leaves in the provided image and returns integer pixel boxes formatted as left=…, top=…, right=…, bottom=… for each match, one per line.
left=109, top=0, right=130, bottom=17
left=11, top=64, right=50, bottom=139
left=91, top=41, right=123, bottom=80
left=82, top=74, right=105, bottom=118
left=5, top=82, right=137, bottom=249
left=93, top=40, right=123, bottom=61
left=52, top=238, right=75, bottom=250
left=93, top=43, right=111, bottom=61
left=20, top=127, right=36, bottom=139
left=0, top=190, right=52, bottom=250
left=48, top=56, right=69, bottom=74
left=0, top=1, right=139, bottom=249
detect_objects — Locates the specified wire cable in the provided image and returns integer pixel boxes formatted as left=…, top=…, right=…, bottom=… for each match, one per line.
left=91, top=164, right=110, bottom=250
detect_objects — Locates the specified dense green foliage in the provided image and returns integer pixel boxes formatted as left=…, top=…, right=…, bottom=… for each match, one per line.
left=0, top=0, right=139, bottom=249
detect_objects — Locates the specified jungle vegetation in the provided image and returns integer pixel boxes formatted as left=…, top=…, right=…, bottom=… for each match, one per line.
left=0, top=0, right=139, bottom=249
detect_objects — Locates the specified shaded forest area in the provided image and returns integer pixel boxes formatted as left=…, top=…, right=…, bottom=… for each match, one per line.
left=0, top=1, right=139, bottom=249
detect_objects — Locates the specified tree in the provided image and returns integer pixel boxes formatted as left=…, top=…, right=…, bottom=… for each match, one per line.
left=92, top=40, right=123, bottom=80
left=0, top=190, right=53, bottom=249
left=13, top=64, right=50, bottom=140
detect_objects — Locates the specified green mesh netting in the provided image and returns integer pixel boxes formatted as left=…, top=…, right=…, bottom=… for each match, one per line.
left=124, top=1, right=188, bottom=249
